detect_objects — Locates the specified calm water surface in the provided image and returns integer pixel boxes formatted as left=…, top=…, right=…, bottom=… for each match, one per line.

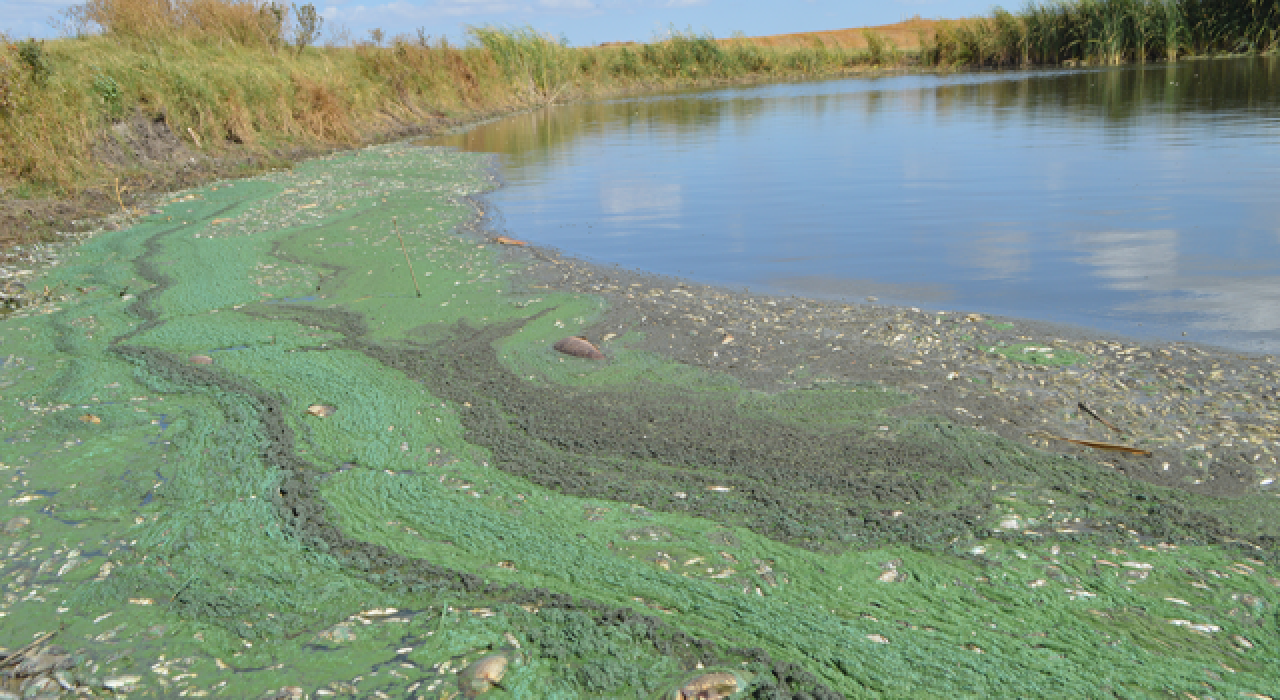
left=433, top=58, right=1280, bottom=354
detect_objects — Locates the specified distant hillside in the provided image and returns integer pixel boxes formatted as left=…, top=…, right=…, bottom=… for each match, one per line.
left=731, top=17, right=949, bottom=50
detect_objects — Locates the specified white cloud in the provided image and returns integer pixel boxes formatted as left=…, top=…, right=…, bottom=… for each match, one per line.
left=433, top=0, right=528, bottom=15
left=1073, top=230, right=1179, bottom=292
left=962, top=230, right=1030, bottom=281
left=539, top=0, right=596, bottom=9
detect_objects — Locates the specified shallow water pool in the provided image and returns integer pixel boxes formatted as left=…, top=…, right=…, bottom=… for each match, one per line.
left=433, top=56, right=1280, bottom=354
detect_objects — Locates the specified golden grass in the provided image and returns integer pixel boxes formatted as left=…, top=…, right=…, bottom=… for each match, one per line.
left=727, top=17, right=956, bottom=50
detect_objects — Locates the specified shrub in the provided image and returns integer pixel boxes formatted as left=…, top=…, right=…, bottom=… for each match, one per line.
left=18, top=40, right=52, bottom=84
left=292, top=3, right=322, bottom=55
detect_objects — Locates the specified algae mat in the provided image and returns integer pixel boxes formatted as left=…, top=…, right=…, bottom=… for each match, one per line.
left=1, top=142, right=1278, bottom=698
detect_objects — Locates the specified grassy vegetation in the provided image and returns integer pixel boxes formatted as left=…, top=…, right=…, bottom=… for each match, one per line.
left=923, top=0, right=1280, bottom=67
left=2, top=0, right=1276, bottom=203
left=0, top=0, right=892, bottom=198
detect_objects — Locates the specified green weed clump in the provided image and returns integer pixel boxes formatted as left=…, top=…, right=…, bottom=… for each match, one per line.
left=921, top=0, right=1280, bottom=67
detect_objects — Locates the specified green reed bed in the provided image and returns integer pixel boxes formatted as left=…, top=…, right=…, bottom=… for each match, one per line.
left=924, top=0, right=1280, bottom=67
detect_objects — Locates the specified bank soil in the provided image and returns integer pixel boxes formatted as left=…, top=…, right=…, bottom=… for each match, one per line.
left=0, top=109, right=465, bottom=251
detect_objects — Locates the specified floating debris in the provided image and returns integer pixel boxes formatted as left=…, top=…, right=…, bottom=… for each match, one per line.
left=78, top=413, right=101, bottom=424
left=878, top=569, right=907, bottom=583
left=2, top=516, right=29, bottom=534
left=866, top=634, right=890, bottom=644
left=317, top=623, right=357, bottom=643
left=1169, top=620, right=1220, bottom=633
left=553, top=336, right=605, bottom=360
left=0, top=629, right=104, bottom=698
left=666, top=671, right=743, bottom=700
left=1077, top=401, right=1126, bottom=434
left=306, top=404, right=337, bottom=417
left=495, top=236, right=526, bottom=246
left=103, top=675, right=142, bottom=691
left=189, top=354, right=214, bottom=365
left=457, top=654, right=508, bottom=697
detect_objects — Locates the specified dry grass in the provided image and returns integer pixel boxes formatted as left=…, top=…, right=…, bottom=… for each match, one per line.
left=80, top=0, right=286, bottom=48
left=728, top=16, right=954, bottom=50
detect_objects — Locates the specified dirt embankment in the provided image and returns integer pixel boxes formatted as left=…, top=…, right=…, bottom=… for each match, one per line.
left=0, top=109, right=468, bottom=251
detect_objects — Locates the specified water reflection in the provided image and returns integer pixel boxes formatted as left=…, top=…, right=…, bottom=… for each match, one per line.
left=1073, top=230, right=1181, bottom=292
left=433, top=56, right=1280, bottom=353
left=600, top=181, right=683, bottom=227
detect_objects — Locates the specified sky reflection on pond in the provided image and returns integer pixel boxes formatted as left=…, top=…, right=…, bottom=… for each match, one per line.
left=433, top=57, right=1280, bottom=353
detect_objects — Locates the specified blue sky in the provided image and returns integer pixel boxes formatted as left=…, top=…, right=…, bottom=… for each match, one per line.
left=8, top=0, right=1000, bottom=44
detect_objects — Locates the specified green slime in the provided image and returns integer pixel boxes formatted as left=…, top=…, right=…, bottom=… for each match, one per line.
left=0, top=143, right=1277, bottom=698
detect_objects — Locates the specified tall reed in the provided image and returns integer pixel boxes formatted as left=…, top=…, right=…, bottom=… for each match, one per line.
left=469, top=26, right=577, bottom=104
left=923, top=0, right=1279, bottom=67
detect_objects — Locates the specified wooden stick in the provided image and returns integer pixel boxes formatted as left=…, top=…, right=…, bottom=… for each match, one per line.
left=394, top=217, right=422, bottom=298
left=0, top=625, right=61, bottom=669
left=114, top=177, right=128, bottom=216
left=1038, top=432, right=1152, bottom=457
left=1078, top=401, right=1126, bottom=434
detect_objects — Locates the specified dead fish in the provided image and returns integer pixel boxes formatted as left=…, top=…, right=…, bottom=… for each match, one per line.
left=553, top=336, right=605, bottom=360
left=458, top=654, right=508, bottom=697
left=189, top=355, right=214, bottom=365
left=672, top=672, right=741, bottom=699
left=306, top=404, right=336, bottom=417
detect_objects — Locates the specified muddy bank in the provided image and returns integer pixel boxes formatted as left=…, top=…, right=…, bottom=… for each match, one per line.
left=0, top=108, right=483, bottom=250
left=505, top=230, right=1280, bottom=494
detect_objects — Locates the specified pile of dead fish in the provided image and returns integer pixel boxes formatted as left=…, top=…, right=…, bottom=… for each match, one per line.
left=0, top=631, right=127, bottom=699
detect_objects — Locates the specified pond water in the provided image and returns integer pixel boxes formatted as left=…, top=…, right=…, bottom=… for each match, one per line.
left=432, top=57, right=1280, bottom=354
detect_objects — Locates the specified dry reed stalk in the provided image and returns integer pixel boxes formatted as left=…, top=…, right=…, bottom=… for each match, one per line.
left=394, top=217, right=421, bottom=298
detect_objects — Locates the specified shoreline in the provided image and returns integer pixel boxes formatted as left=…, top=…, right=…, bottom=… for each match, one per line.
left=0, top=132, right=1278, bottom=697
left=0, top=62, right=927, bottom=253
left=491, top=211, right=1280, bottom=495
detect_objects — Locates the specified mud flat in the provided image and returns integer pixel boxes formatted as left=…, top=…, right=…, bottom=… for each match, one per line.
left=1, top=140, right=1278, bottom=698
